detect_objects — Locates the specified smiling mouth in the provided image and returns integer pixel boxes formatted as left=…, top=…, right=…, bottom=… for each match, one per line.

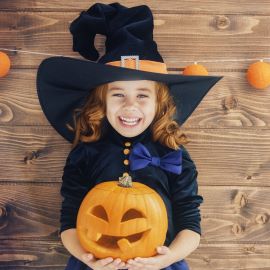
left=91, top=229, right=150, bottom=252
left=119, top=116, right=142, bottom=126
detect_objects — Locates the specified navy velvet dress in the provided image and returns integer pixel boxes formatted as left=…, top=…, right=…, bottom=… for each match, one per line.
left=60, top=119, right=203, bottom=270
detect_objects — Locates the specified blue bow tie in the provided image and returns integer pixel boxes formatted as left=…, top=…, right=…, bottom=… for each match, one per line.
left=129, top=143, right=182, bottom=175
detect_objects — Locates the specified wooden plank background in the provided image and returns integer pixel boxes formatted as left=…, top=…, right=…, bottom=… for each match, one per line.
left=0, top=1, right=270, bottom=269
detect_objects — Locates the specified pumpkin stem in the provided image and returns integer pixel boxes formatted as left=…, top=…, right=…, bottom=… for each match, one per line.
left=118, top=174, right=133, bottom=187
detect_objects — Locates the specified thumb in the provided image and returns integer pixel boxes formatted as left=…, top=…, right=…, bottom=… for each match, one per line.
left=82, top=253, right=94, bottom=262
left=156, top=246, right=170, bottom=254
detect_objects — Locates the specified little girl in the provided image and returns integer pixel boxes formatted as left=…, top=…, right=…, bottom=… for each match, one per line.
left=36, top=2, right=223, bottom=270
left=60, top=79, right=202, bottom=270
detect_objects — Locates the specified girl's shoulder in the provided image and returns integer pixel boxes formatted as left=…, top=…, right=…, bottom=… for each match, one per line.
left=69, top=139, right=118, bottom=159
left=179, top=145, right=196, bottom=166
left=70, top=141, right=102, bottom=157
left=66, top=140, right=101, bottom=164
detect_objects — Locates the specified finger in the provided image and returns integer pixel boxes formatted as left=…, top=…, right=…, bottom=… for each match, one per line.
left=136, top=262, right=156, bottom=269
left=132, top=264, right=156, bottom=270
left=126, top=259, right=143, bottom=268
left=118, top=261, right=126, bottom=268
left=125, top=265, right=139, bottom=270
left=81, top=253, right=94, bottom=263
left=112, top=258, right=121, bottom=265
left=157, top=246, right=170, bottom=255
left=128, top=264, right=153, bottom=270
left=145, top=264, right=158, bottom=270
left=134, top=257, right=156, bottom=264
left=106, top=258, right=125, bottom=269
left=111, top=258, right=124, bottom=268
left=96, top=257, right=114, bottom=267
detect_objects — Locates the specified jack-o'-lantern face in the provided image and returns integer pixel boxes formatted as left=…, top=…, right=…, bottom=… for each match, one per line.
left=88, top=205, right=150, bottom=251
left=77, top=180, right=168, bottom=261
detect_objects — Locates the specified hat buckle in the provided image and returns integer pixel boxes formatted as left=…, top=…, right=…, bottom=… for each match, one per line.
left=121, top=55, right=140, bottom=70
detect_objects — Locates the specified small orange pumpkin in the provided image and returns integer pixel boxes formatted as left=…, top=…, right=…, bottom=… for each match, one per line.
left=183, top=63, right=208, bottom=75
left=246, top=61, right=270, bottom=89
left=76, top=175, right=168, bottom=261
left=0, top=51, right=11, bottom=77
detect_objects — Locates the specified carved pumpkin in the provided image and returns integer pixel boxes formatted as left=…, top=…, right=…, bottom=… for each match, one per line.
left=76, top=175, right=168, bottom=261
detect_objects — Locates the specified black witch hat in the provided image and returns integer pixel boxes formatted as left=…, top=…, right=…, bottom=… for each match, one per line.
left=36, top=2, right=223, bottom=143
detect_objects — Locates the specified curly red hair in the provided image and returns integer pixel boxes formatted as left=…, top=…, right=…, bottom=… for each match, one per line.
left=66, top=81, right=190, bottom=150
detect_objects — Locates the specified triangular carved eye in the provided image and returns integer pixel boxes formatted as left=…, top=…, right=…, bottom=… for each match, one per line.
left=91, top=205, right=109, bottom=221
left=121, top=209, right=145, bottom=222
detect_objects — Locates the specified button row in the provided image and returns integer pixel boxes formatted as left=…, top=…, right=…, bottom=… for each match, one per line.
left=122, top=141, right=131, bottom=177
left=123, top=148, right=130, bottom=155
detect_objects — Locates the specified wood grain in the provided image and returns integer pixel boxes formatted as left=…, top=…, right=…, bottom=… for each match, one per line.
left=0, top=240, right=68, bottom=270
left=0, top=12, right=270, bottom=69
left=0, top=184, right=269, bottom=242
left=1, top=1, right=270, bottom=269
left=0, top=126, right=270, bottom=187
left=1, top=0, right=270, bottom=14
left=1, top=70, right=270, bottom=127
left=0, top=240, right=270, bottom=270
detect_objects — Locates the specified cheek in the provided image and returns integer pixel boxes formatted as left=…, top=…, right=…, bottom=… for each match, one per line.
left=107, top=98, right=122, bottom=108
left=106, top=100, right=120, bottom=118
left=141, top=101, right=156, bottom=115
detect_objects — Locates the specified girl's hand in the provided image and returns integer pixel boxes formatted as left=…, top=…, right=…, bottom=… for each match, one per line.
left=125, top=246, right=173, bottom=270
left=81, top=253, right=126, bottom=270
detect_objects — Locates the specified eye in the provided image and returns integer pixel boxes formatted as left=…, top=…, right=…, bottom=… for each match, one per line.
left=137, top=94, right=148, bottom=98
left=91, top=205, right=109, bottom=221
left=112, top=93, right=124, bottom=97
left=121, top=209, right=145, bottom=222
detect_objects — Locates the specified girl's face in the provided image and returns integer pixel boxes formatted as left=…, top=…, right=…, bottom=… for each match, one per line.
left=106, top=80, right=156, bottom=137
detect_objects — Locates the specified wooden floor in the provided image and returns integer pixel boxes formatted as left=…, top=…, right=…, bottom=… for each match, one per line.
left=1, top=1, right=270, bottom=269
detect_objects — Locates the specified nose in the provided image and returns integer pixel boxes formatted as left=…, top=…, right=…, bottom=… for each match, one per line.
left=124, top=95, right=136, bottom=107
left=122, top=96, right=138, bottom=114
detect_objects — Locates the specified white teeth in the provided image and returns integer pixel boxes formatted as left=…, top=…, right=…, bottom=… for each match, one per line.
left=119, top=116, right=140, bottom=126
left=120, top=116, right=139, bottom=122
left=123, top=121, right=137, bottom=126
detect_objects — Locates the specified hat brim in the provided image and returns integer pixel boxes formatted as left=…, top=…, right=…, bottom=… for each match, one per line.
left=36, top=56, right=223, bottom=143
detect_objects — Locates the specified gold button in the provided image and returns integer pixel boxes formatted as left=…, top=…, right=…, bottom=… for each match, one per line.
left=124, top=142, right=131, bottom=147
left=124, top=159, right=129, bottom=165
left=123, top=149, right=130, bottom=155
left=123, top=172, right=129, bottom=177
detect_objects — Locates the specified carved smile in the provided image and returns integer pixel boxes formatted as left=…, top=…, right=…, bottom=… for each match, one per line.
left=89, top=229, right=150, bottom=252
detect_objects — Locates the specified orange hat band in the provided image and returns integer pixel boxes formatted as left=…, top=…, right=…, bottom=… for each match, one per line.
left=105, top=58, right=168, bottom=74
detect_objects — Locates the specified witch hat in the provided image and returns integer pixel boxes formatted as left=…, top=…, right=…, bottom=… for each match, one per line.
left=36, top=2, right=223, bottom=143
